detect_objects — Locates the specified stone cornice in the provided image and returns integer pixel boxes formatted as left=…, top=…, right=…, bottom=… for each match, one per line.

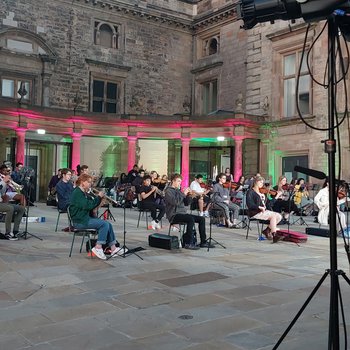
left=192, top=3, right=237, bottom=30
left=85, top=59, right=132, bottom=71
left=75, top=0, right=193, bottom=30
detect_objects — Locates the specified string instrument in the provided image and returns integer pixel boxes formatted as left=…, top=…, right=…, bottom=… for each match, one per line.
left=259, top=187, right=277, bottom=196
left=282, top=184, right=294, bottom=191
left=152, top=185, right=165, bottom=198
left=223, top=182, right=239, bottom=190
left=200, top=182, right=213, bottom=191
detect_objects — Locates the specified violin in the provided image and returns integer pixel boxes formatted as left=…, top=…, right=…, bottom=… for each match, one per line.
left=282, top=184, right=294, bottom=191
left=259, top=187, right=277, bottom=196
left=223, top=182, right=239, bottom=190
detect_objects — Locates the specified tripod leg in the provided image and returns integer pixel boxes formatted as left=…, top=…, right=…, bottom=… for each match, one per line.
left=273, top=270, right=330, bottom=349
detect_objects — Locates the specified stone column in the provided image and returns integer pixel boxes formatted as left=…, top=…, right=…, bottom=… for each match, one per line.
left=71, top=133, right=81, bottom=172
left=233, top=137, right=244, bottom=182
left=15, top=128, right=27, bottom=165
left=127, top=136, right=137, bottom=172
left=181, top=138, right=190, bottom=188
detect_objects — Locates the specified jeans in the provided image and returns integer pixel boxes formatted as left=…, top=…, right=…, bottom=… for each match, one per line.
left=171, top=213, right=206, bottom=245
left=0, top=203, right=25, bottom=233
left=140, top=202, right=165, bottom=222
left=75, top=218, right=116, bottom=247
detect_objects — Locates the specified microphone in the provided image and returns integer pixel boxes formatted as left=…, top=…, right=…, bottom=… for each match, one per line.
left=294, top=166, right=327, bottom=180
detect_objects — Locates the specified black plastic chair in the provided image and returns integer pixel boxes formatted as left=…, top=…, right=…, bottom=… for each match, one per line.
left=67, top=207, right=98, bottom=258
left=246, top=217, right=270, bottom=240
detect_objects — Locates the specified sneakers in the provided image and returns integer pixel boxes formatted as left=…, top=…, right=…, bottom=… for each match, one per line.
left=110, top=247, right=129, bottom=257
left=91, top=247, right=107, bottom=260
left=155, top=221, right=161, bottom=229
left=4, top=232, right=18, bottom=241
left=171, top=225, right=180, bottom=232
left=204, top=211, right=210, bottom=218
left=199, top=242, right=215, bottom=248
left=184, top=243, right=200, bottom=250
left=199, top=212, right=204, bottom=217
left=151, top=220, right=157, bottom=230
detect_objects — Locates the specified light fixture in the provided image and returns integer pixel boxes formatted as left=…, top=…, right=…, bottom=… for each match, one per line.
left=217, top=136, right=225, bottom=141
left=37, top=129, right=46, bottom=135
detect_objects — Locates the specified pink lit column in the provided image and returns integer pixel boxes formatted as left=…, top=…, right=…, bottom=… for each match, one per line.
left=233, top=137, right=244, bottom=182
left=15, top=128, right=27, bottom=164
left=181, top=138, right=190, bottom=188
left=71, top=133, right=81, bottom=172
left=127, top=136, right=137, bottom=172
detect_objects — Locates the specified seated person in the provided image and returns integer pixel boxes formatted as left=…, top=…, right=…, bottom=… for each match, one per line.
left=131, top=169, right=145, bottom=193
left=212, top=173, right=240, bottom=228
left=232, top=175, right=245, bottom=202
left=164, top=174, right=213, bottom=249
left=293, top=178, right=313, bottom=213
left=0, top=173, right=25, bottom=240
left=69, top=173, right=124, bottom=260
left=139, top=175, right=165, bottom=230
left=246, top=175, right=283, bottom=242
left=55, top=168, right=74, bottom=211
left=189, top=174, right=211, bottom=217
left=272, top=175, right=298, bottom=224
left=314, top=179, right=347, bottom=233
left=0, top=165, right=26, bottom=206
left=48, top=168, right=62, bottom=195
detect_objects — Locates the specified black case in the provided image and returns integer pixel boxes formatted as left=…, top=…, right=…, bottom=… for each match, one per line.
left=305, top=227, right=330, bottom=237
left=148, top=233, right=179, bottom=250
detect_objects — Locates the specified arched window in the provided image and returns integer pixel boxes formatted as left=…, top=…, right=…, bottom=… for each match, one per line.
left=208, top=38, right=218, bottom=55
left=94, top=21, right=118, bottom=49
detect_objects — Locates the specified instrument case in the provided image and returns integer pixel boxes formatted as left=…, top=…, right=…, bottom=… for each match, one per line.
left=278, top=230, right=308, bottom=243
left=305, top=227, right=330, bottom=237
left=148, top=233, right=179, bottom=250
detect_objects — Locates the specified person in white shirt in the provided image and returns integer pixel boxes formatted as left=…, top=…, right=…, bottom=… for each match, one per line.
left=189, top=174, right=211, bottom=217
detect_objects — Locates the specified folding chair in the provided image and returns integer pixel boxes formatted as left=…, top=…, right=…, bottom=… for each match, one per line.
left=246, top=217, right=270, bottom=240
left=67, top=207, right=98, bottom=258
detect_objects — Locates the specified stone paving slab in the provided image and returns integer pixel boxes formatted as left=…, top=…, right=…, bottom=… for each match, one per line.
left=0, top=203, right=348, bottom=349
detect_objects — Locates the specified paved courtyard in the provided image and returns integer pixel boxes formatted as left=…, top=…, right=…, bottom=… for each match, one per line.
left=0, top=203, right=349, bottom=350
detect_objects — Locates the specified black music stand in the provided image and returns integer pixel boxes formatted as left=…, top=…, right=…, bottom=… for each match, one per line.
left=19, top=176, right=43, bottom=241
left=112, top=188, right=143, bottom=260
left=235, top=185, right=249, bottom=229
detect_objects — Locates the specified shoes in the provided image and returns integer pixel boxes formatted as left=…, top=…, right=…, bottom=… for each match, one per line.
left=204, top=211, right=210, bottom=218
left=262, top=227, right=272, bottom=240
left=199, top=242, right=215, bottom=248
left=199, top=212, right=204, bottom=217
left=110, top=246, right=129, bottom=257
left=155, top=221, right=161, bottom=229
left=184, top=243, right=200, bottom=250
left=91, top=247, right=107, bottom=260
left=4, top=232, right=18, bottom=241
left=151, top=220, right=157, bottom=230
left=171, top=225, right=180, bottom=232
left=272, top=232, right=284, bottom=244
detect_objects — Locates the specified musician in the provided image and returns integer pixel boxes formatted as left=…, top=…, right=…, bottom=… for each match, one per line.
left=69, top=174, right=123, bottom=260
left=232, top=175, right=246, bottom=201
left=272, top=175, right=298, bottom=224
left=55, top=168, right=74, bottom=211
left=0, top=172, right=25, bottom=240
left=0, top=165, right=26, bottom=206
left=189, top=174, right=210, bottom=217
left=80, top=165, right=89, bottom=175
left=11, top=162, right=23, bottom=184
left=48, top=169, right=62, bottom=195
left=164, top=173, right=213, bottom=249
left=126, top=164, right=139, bottom=184
left=224, top=167, right=234, bottom=182
left=212, top=173, right=240, bottom=228
left=246, top=176, right=283, bottom=242
left=293, top=178, right=313, bottom=213
left=131, top=169, right=145, bottom=193
left=139, top=175, right=165, bottom=230
left=314, top=179, right=346, bottom=233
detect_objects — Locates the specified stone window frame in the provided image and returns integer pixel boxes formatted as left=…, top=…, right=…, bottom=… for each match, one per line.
left=94, top=20, right=120, bottom=49
left=0, top=74, right=33, bottom=103
left=196, top=29, right=221, bottom=60
left=268, top=25, right=314, bottom=120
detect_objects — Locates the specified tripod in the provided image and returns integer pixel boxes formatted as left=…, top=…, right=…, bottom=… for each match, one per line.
left=19, top=178, right=42, bottom=241
left=235, top=188, right=249, bottom=229
left=292, top=191, right=308, bottom=226
left=274, top=18, right=349, bottom=349
left=114, top=190, right=143, bottom=260
left=98, top=203, right=116, bottom=221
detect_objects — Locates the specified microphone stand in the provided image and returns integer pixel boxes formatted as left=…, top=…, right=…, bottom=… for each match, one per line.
left=273, top=18, right=350, bottom=349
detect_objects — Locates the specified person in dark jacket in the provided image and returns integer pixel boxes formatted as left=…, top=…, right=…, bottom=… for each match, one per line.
left=55, top=168, right=74, bottom=211
left=164, top=173, right=213, bottom=250
left=246, top=175, right=283, bottom=242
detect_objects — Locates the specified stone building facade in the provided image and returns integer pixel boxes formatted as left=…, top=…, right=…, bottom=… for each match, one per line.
left=0, top=0, right=348, bottom=200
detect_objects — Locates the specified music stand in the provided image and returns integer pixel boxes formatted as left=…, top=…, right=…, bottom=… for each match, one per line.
left=235, top=185, right=249, bottom=229
left=112, top=187, right=143, bottom=260
left=19, top=175, right=43, bottom=241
